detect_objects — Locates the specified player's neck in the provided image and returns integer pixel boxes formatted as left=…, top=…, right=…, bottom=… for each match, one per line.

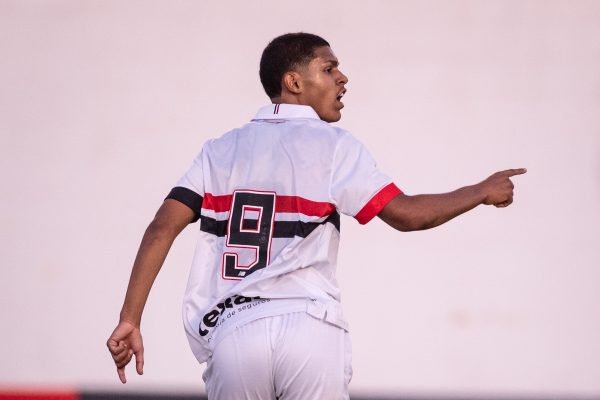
left=271, top=92, right=303, bottom=106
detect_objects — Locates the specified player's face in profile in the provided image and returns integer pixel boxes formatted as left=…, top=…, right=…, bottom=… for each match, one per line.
left=298, top=46, right=348, bottom=122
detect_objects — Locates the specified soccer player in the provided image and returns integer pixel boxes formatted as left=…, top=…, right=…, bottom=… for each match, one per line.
left=107, top=32, right=526, bottom=399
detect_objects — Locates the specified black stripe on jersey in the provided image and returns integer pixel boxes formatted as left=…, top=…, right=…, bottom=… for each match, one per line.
left=165, top=186, right=203, bottom=223
left=199, top=211, right=340, bottom=238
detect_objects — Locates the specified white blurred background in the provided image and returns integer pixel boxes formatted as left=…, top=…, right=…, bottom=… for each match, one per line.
left=1, top=1, right=599, bottom=398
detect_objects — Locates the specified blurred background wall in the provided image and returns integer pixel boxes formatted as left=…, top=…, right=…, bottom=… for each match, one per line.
left=1, top=0, right=599, bottom=398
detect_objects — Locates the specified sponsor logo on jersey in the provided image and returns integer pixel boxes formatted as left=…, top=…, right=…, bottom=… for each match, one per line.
left=199, top=294, right=262, bottom=336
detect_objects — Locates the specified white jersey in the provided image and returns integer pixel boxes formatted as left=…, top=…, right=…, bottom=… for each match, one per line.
left=167, top=104, right=401, bottom=363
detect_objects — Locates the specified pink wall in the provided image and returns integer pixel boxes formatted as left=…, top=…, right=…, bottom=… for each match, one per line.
left=1, top=0, right=599, bottom=397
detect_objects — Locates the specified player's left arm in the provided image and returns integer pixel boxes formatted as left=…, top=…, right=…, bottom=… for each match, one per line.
left=378, top=168, right=526, bottom=231
left=107, top=199, right=195, bottom=383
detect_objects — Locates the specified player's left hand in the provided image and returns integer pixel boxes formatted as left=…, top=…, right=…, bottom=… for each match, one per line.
left=107, top=320, right=144, bottom=384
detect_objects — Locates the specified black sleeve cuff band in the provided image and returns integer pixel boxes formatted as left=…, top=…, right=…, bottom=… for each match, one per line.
left=165, top=186, right=203, bottom=223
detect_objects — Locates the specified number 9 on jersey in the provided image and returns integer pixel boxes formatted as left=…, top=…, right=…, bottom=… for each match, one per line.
left=222, top=190, right=276, bottom=280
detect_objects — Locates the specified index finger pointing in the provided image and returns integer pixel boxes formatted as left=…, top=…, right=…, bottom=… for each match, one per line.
left=503, top=168, right=527, bottom=177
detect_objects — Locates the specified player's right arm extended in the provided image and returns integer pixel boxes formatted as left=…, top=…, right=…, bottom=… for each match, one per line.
left=378, top=168, right=527, bottom=232
left=106, top=199, right=195, bottom=384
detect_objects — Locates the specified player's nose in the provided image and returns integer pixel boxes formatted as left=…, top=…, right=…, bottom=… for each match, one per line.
left=338, top=70, right=348, bottom=85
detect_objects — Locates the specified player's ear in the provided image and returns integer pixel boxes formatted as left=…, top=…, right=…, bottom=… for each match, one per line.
left=282, top=71, right=303, bottom=95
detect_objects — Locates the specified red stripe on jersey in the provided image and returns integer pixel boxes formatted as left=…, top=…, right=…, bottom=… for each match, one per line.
left=203, top=193, right=233, bottom=212
left=203, top=193, right=335, bottom=217
left=354, top=183, right=402, bottom=225
left=276, top=196, right=335, bottom=216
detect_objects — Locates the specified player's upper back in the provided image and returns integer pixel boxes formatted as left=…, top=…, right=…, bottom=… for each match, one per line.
left=203, top=104, right=346, bottom=202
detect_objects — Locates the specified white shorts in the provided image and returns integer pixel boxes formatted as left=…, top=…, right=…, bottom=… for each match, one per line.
left=202, top=311, right=352, bottom=400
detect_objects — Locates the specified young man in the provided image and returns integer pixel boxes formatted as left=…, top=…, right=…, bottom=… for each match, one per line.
left=107, top=33, right=526, bottom=399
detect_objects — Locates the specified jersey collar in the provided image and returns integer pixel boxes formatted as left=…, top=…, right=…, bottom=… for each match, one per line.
left=252, top=104, right=321, bottom=121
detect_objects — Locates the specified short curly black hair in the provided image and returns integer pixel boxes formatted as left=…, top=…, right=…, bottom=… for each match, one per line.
left=259, top=33, right=330, bottom=99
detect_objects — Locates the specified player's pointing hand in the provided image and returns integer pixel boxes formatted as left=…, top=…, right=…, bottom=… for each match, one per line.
left=107, top=320, right=145, bottom=384
left=478, top=168, right=527, bottom=208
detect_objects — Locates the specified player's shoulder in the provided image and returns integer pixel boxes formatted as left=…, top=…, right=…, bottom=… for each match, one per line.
left=200, top=126, right=245, bottom=149
left=325, top=124, right=364, bottom=148
left=199, top=116, right=360, bottom=157
left=283, top=117, right=355, bottom=142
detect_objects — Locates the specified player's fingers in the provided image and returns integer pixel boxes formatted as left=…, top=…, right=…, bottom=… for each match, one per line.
left=117, top=366, right=127, bottom=384
left=107, top=342, right=126, bottom=357
left=135, top=348, right=145, bottom=375
left=115, top=350, right=134, bottom=369
left=502, top=168, right=527, bottom=177
left=112, top=348, right=131, bottom=363
left=106, top=337, right=123, bottom=352
left=495, top=197, right=513, bottom=208
left=112, top=340, right=129, bottom=354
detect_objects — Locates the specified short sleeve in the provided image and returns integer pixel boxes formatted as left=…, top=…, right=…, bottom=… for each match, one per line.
left=165, top=148, right=205, bottom=223
left=330, top=133, right=402, bottom=224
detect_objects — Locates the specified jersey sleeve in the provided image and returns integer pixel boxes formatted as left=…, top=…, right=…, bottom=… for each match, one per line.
left=165, top=148, right=205, bottom=223
left=330, top=132, right=402, bottom=225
